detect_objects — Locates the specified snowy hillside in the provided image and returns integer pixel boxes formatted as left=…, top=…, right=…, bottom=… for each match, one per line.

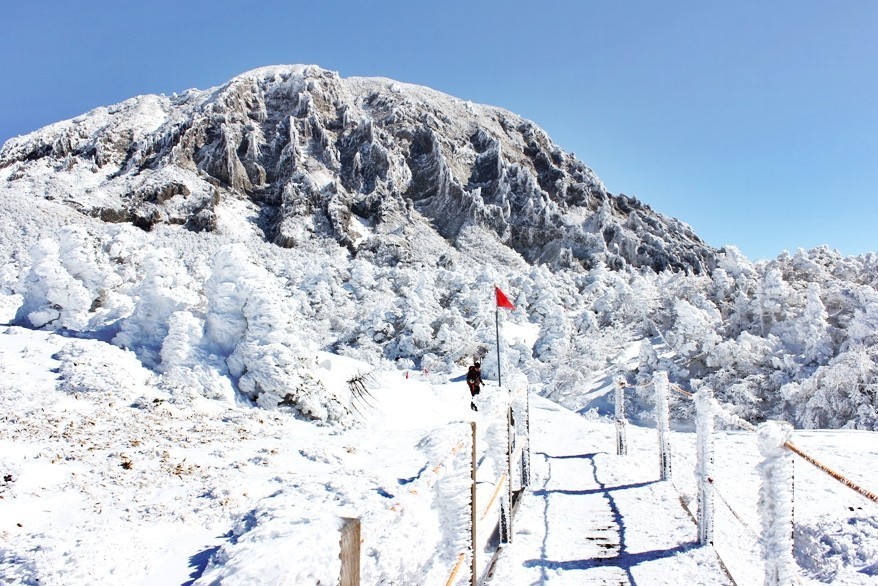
left=1, top=64, right=876, bottom=432
left=0, top=64, right=877, bottom=582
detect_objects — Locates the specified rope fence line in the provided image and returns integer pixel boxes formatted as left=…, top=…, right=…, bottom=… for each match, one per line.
left=632, top=378, right=876, bottom=504
left=782, top=440, right=878, bottom=504
left=479, top=474, right=508, bottom=522
left=711, top=478, right=759, bottom=538
left=445, top=553, right=467, bottom=586
left=670, top=384, right=693, bottom=398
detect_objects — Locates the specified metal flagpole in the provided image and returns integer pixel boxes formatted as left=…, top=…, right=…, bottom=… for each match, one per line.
left=495, top=305, right=502, bottom=388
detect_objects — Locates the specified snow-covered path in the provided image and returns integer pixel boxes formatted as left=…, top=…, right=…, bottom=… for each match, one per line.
left=488, top=395, right=732, bottom=585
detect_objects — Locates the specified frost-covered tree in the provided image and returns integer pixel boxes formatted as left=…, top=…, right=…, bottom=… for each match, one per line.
left=15, top=239, right=93, bottom=330
left=203, top=245, right=353, bottom=424
left=113, top=248, right=200, bottom=367
left=782, top=344, right=878, bottom=429
left=665, top=297, right=721, bottom=368
left=754, top=268, right=790, bottom=336
left=794, top=283, right=832, bottom=365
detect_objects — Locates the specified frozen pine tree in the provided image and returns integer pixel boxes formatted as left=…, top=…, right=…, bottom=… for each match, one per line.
left=795, top=283, right=832, bottom=365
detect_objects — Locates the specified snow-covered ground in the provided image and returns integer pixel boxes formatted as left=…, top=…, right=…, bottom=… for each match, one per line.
left=2, top=306, right=876, bottom=584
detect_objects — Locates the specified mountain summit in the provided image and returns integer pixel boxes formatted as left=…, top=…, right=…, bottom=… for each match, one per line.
left=0, top=65, right=713, bottom=274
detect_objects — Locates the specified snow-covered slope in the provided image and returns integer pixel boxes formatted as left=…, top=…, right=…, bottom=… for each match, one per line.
left=1, top=64, right=876, bottom=430
left=1, top=325, right=875, bottom=584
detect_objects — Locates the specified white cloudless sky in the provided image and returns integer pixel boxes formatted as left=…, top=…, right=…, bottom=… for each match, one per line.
left=1, top=0, right=875, bottom=260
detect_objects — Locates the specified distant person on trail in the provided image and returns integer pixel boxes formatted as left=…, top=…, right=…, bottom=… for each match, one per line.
left=467, top=362, right=483, bottom=411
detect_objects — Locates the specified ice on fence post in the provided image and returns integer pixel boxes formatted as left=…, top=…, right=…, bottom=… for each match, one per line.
left=614, top=378, right=628, bottom=456
left=694, top=387, right=715, bottom=546
left=757, top=420, right=797, bottom=586
left=653, top=371, right=672, bottom=481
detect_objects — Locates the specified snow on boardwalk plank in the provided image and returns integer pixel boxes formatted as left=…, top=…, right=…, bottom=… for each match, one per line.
left=488, top=395, right=731, bottom=585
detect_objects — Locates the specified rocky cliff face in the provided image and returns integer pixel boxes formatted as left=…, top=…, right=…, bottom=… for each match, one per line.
left=0, top=65, right=715, bottom=274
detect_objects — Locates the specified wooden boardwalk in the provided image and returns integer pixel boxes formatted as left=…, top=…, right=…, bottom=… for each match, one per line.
left=487, top=395, right=733, bottom=585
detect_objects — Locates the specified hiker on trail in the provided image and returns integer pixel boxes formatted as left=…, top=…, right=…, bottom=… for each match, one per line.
left=467, top=362, right=483, bottom=411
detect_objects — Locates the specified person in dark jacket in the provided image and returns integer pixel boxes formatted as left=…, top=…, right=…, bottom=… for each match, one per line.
left=466, top=362, right=483, bottom=411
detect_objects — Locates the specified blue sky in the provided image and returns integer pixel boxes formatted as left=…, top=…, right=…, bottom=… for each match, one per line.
left=2, top=0, right=875, bottom=260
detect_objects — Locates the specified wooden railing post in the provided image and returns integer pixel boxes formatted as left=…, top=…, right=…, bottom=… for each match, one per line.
left=757, top=421, right=796, bottom=586
left=339, top=517, right=360, bottom=586
left=615, top=378, right=628, bottom=456
left=470, top=420, right=477, bottom=586
left=694, top=388, right=715, bottom=545
left=653, top=371, right=672, bottom=481
left=499, top=405, right=513, bottom=544
left=522, top=391, right=531, bottom=487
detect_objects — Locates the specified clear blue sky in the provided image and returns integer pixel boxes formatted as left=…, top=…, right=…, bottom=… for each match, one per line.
left=2, top=0, right=875, bottom=260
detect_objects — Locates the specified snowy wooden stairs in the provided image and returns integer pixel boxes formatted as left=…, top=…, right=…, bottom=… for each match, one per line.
left=486, top=395, right=733, bottom=585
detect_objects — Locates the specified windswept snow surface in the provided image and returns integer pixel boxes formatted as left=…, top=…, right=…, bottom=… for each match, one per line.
left=1, top=313, right=876, bottom=584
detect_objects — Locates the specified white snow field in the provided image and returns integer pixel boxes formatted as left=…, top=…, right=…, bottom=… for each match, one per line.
left=1, top=316, right=876, bottom=585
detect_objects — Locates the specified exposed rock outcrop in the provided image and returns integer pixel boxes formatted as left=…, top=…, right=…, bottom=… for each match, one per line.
left=0, top=65, right=716, bottom=274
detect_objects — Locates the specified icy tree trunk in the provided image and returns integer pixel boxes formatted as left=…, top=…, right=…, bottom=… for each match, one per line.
left=757, top=421, right=797, bottom=586
left=694, top=387, right=716, bottom=546
left=653, top=371, right=672, bottom=481
left=614, top=378, right=628, bottom=456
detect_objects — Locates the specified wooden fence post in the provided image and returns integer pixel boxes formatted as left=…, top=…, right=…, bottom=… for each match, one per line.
left=470, top=420, right=477, bottom=586
left=653, top=371, right=672, bottom=481
left=522, top=391, right=531, bottom=487
left=694, top=388, right=715, bottom=545
left=499, top=405, right=513, bottom=544
left=615, top=378, right=628, bottom=456
left=757, top=421, right=796, bottom=585
left=339, top=517, right=360, bottom=586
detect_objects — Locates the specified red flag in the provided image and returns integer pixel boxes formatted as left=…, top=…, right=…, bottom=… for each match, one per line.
left=495, top=286, right=515, bottom=310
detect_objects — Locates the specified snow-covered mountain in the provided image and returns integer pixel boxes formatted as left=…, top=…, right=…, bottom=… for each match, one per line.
left=0, top=65, right=876, bottom=432
left=0, top=64, right=713, bottom=274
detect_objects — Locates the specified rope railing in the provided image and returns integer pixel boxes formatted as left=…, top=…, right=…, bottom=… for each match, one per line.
left=641, top=378, right=875, bottom=500
left=479, top=474, right=508, bottom=521
left=625, top=373, right=876, bottom=585
left=442, top=392, right=531, bottom=586
left=782, top=440, right=878, bottom=504
left=445, top=553, right=467, bottom=586
left=711, top=479, right=759, bottom=538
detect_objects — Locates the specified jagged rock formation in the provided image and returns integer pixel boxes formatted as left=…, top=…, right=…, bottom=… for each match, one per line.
left=0, top=65, right=715, bottom=274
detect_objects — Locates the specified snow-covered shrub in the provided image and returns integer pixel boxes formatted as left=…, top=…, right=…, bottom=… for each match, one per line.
left=158, top=310, right=236, bottom=403
left=782, top=344, right=878, bottom=429
left=13, top=226, right=139, bottom=332
left=15, top=239, right=94, bottom=329
left=113, top=248, right=200, bottom=367
left=204, top=245, right=353, bottom=425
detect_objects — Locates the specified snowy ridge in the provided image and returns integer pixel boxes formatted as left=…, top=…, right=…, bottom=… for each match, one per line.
left=0, top=64, right=714, bottom=274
